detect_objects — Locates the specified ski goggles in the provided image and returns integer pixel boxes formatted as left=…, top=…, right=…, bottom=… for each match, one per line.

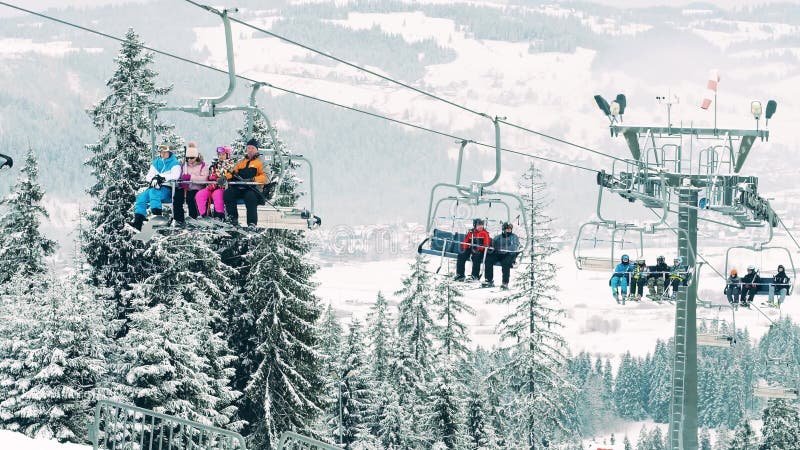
left=216, top=146, right=231, bottom=154
left=158, top=144, right=173, bottom=152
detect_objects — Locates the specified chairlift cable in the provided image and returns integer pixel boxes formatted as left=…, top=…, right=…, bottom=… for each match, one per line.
left=0, top=1, right=601, bottom=174
left=181, top=0, right=625, bottom=164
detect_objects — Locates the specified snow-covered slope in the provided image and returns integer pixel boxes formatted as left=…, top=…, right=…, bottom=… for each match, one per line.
left=0, top=430, right=89, bottom=450
left=315, top=247, right=796, bottom=362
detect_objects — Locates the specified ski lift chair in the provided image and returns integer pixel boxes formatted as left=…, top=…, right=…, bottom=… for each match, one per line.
left=147, top=7, right=320, bottom=233
left=0, top=153, right=12, bottom=172
left=724, top=219, right=796, bottom=299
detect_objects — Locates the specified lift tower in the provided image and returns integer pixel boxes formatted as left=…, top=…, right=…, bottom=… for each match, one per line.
left=595, top=108, right=777, bottom=449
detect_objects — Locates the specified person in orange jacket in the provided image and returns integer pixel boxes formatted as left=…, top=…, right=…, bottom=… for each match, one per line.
left=223, top=138, right=269, bottom=226
left=454, top=219, right=491, bottom=282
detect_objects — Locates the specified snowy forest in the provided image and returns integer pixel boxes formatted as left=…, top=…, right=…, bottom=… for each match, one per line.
left=4, top=19, right=800, bottom=450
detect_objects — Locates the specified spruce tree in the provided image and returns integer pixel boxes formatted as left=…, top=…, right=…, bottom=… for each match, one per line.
left=220, top=107, right=324, bottom=448
left=395, top=255, right=436, bottom=372
left=0, top=273, right=111, bottom=442
left=648, top=339, right=672, bottom=422
left=433, top=277, right=473, bottom=363
left=82, top=28, right=171, bottom=330
left=715, top=426, right=732, bottom=450
left=0, top=148, right=56, bottom=284
left=464, top=385, right=495, bottom=450
left=493, top=164, right=575, bottom=447
left=376, top=386, right=412, bottom=450
left=624, top=435, right=633, bottom=450
left=116, top=233, right=240, bottom=428
left=238, top=232, right=324, bottom=448
left=318, top=303, right=344, bottom=437
left=729, top=419, right=756, bottom=450
left=430, top=371, right=463, bottom=449
left=615, top=352, right=647, bottom=420
left=759, top=399, right=800, bottom=450
left=367, top=292, right=393, bottom=383
left=335, top=319, right=371, bottom=449
left=700, top=428, right=712, bottom=450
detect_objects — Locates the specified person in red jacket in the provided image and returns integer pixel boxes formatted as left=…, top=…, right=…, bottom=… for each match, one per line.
left=454, top=219, right=491, bottom=282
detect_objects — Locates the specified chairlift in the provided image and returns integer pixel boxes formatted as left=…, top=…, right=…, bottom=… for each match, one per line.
left=417, top=123, right=528, bottom=274
left=724, top=214, right=796, bottom=299
left=0, top=153, right=11, bottom=172
left=752, top=320, right=799, bottom=399
left=696, top=300, right=736, bottom=348
left=143, top=6, right=320, bottom=236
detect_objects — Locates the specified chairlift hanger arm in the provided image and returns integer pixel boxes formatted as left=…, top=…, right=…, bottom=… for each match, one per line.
left=0, top=153, right=12, bottom=170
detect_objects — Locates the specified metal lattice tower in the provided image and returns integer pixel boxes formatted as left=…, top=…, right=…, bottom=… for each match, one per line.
left=594, top=120, right=775, bottom=450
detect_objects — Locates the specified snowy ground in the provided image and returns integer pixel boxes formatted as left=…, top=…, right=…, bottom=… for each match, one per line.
left=0, top=430, right=89, bottom=450
left=314, top=247, right=797, bottom=361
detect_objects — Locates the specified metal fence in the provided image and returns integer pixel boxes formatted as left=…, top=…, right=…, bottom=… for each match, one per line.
left=89, top=400, right=247, bottom=450
left=277, top=432, right=341, bottom=450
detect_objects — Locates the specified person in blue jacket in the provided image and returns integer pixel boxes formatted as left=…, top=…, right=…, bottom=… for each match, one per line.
left=610, top=254, right=633, bottom=303
left=132, top=144, right=182, bottom=231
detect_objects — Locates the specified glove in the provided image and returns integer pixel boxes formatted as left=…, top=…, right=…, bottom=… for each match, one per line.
left=181, top=173, right=191, bottom=181
left=216, top=177, right=227, bottom=187
left=208, top=173, right=218, bottom=181
left=149, top=176, right=163, bottom=188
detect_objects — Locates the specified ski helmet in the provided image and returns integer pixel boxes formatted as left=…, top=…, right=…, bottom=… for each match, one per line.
left=473, top=218, right=485, bottom=227
left=778, top=264, right=785, bottom=272
left=657, top=255, right=665, bottom=264
left=747, top=265, right=756, bottom=271
left=621, top=254, right=630, bottom=263
left=674, top=256, right=683, bottom=265
left=502, top=222, right=513, bottom=231
left=730, top=269, right=738, bottom=276
left=636, top=259, right=646, bottom=265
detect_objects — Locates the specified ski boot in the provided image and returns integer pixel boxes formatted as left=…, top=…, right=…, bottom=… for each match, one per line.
left=500, top=283, right=509, bottom=290
left=131, top=213, right=146, bottom=231
left=481, top=280, right=494, bottom=288
left=149, top=208, right=169, bottom=228
left=453, top=275, right=465, bottom=282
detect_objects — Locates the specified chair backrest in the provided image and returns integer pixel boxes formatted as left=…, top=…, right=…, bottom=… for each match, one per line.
left=89, top=400, right=247, bottom=450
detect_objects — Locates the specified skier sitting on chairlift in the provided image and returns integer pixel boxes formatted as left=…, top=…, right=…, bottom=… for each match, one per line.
left=223, top=138, right=269, bottom=227
left=740, top=265, right=760, bottom=308
left=196, top=145, right=234, bottom=220
left=664, top=257, right=689, bottom=300
left=631, top=259, right=648, bottom=301
left=647, top=255, right=670, bottom=298
left=454, top=218, right=491, bottom=282
left=132, top=144, right=181, bottom=231
left=173, top=142, right=208, bottom=227
left=725, top=269, right=741, bottom=305
left=609, top=254, right=633, bottom=303
left=482, top=222, right=519, bottom=290
left=769, top=264, right=791, bottom=307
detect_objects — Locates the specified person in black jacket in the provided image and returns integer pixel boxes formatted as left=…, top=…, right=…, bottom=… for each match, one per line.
left=769, top=264, right=791, bottom=306
left=740, top=265, right=760, bottom=307
left=647, top=255, right=670, bottom=297
left=482, top=222, right=520, bottom=289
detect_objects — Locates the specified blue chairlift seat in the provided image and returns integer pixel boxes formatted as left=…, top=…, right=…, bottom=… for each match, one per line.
left=418, top=228, right=518, bottom=267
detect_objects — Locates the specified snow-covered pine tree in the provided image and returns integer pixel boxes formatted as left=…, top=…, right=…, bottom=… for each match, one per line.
left=624, top=435, right=633, bottom=450
left=318, top=303, right=344, bottom=438
left=602, top=358, right=615, bottom=413
left=700, top=428, right=712, bottom=450
left=715, top=426, right=732, bottom=450
left=376, top=385, right=412, bottom=450
left=218, top=105, right=323, bottom=448
left=395, top=255, right=436, bottom=372
left=237, top=231, right=324, bottom=448
left=82, top=28, right=171, bottom=331
left=493, top=164, right=576, bottom=447
left=0, top=148, right=56, bottom=284
left=367, top=292, right=393, bottom=383
left=433, top=277, right=473, bottom=364
left=464, top=383, right=496, bottom=450
left=648, top=339, right=672, bottom=422
left=115, top=233, right=241, bottom=429
left=615, top=352, right=647, bottom=420
left=0, top=272, right=111, bottom=442
left=728, top=419, right=756, bottom=450
left=335, top=319, right=371, bottom=449
left=430, top=371, right=463, bottom=450
left=759, top=399, right=800, bottom=450
left=636, top=425, right=649, bottom=450
left=648, top=427, right=666, bottom=450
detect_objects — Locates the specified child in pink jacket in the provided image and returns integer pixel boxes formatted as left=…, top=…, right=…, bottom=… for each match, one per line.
left=173, top=142, right=208, bottom=225
left=196, top=145, right=234, bottom=219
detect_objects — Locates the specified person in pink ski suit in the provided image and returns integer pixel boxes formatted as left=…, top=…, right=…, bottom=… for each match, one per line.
left=173, top=141, right=209, bottom=225
left=196, top=145, right=234, bottom=219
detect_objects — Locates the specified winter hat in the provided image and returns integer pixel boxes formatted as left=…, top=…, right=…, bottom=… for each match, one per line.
left=473, top=218, right=485, bottom=227
left=246, top=138, right=259, bottom=149
left=186, top=142, right=199, bottom=158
